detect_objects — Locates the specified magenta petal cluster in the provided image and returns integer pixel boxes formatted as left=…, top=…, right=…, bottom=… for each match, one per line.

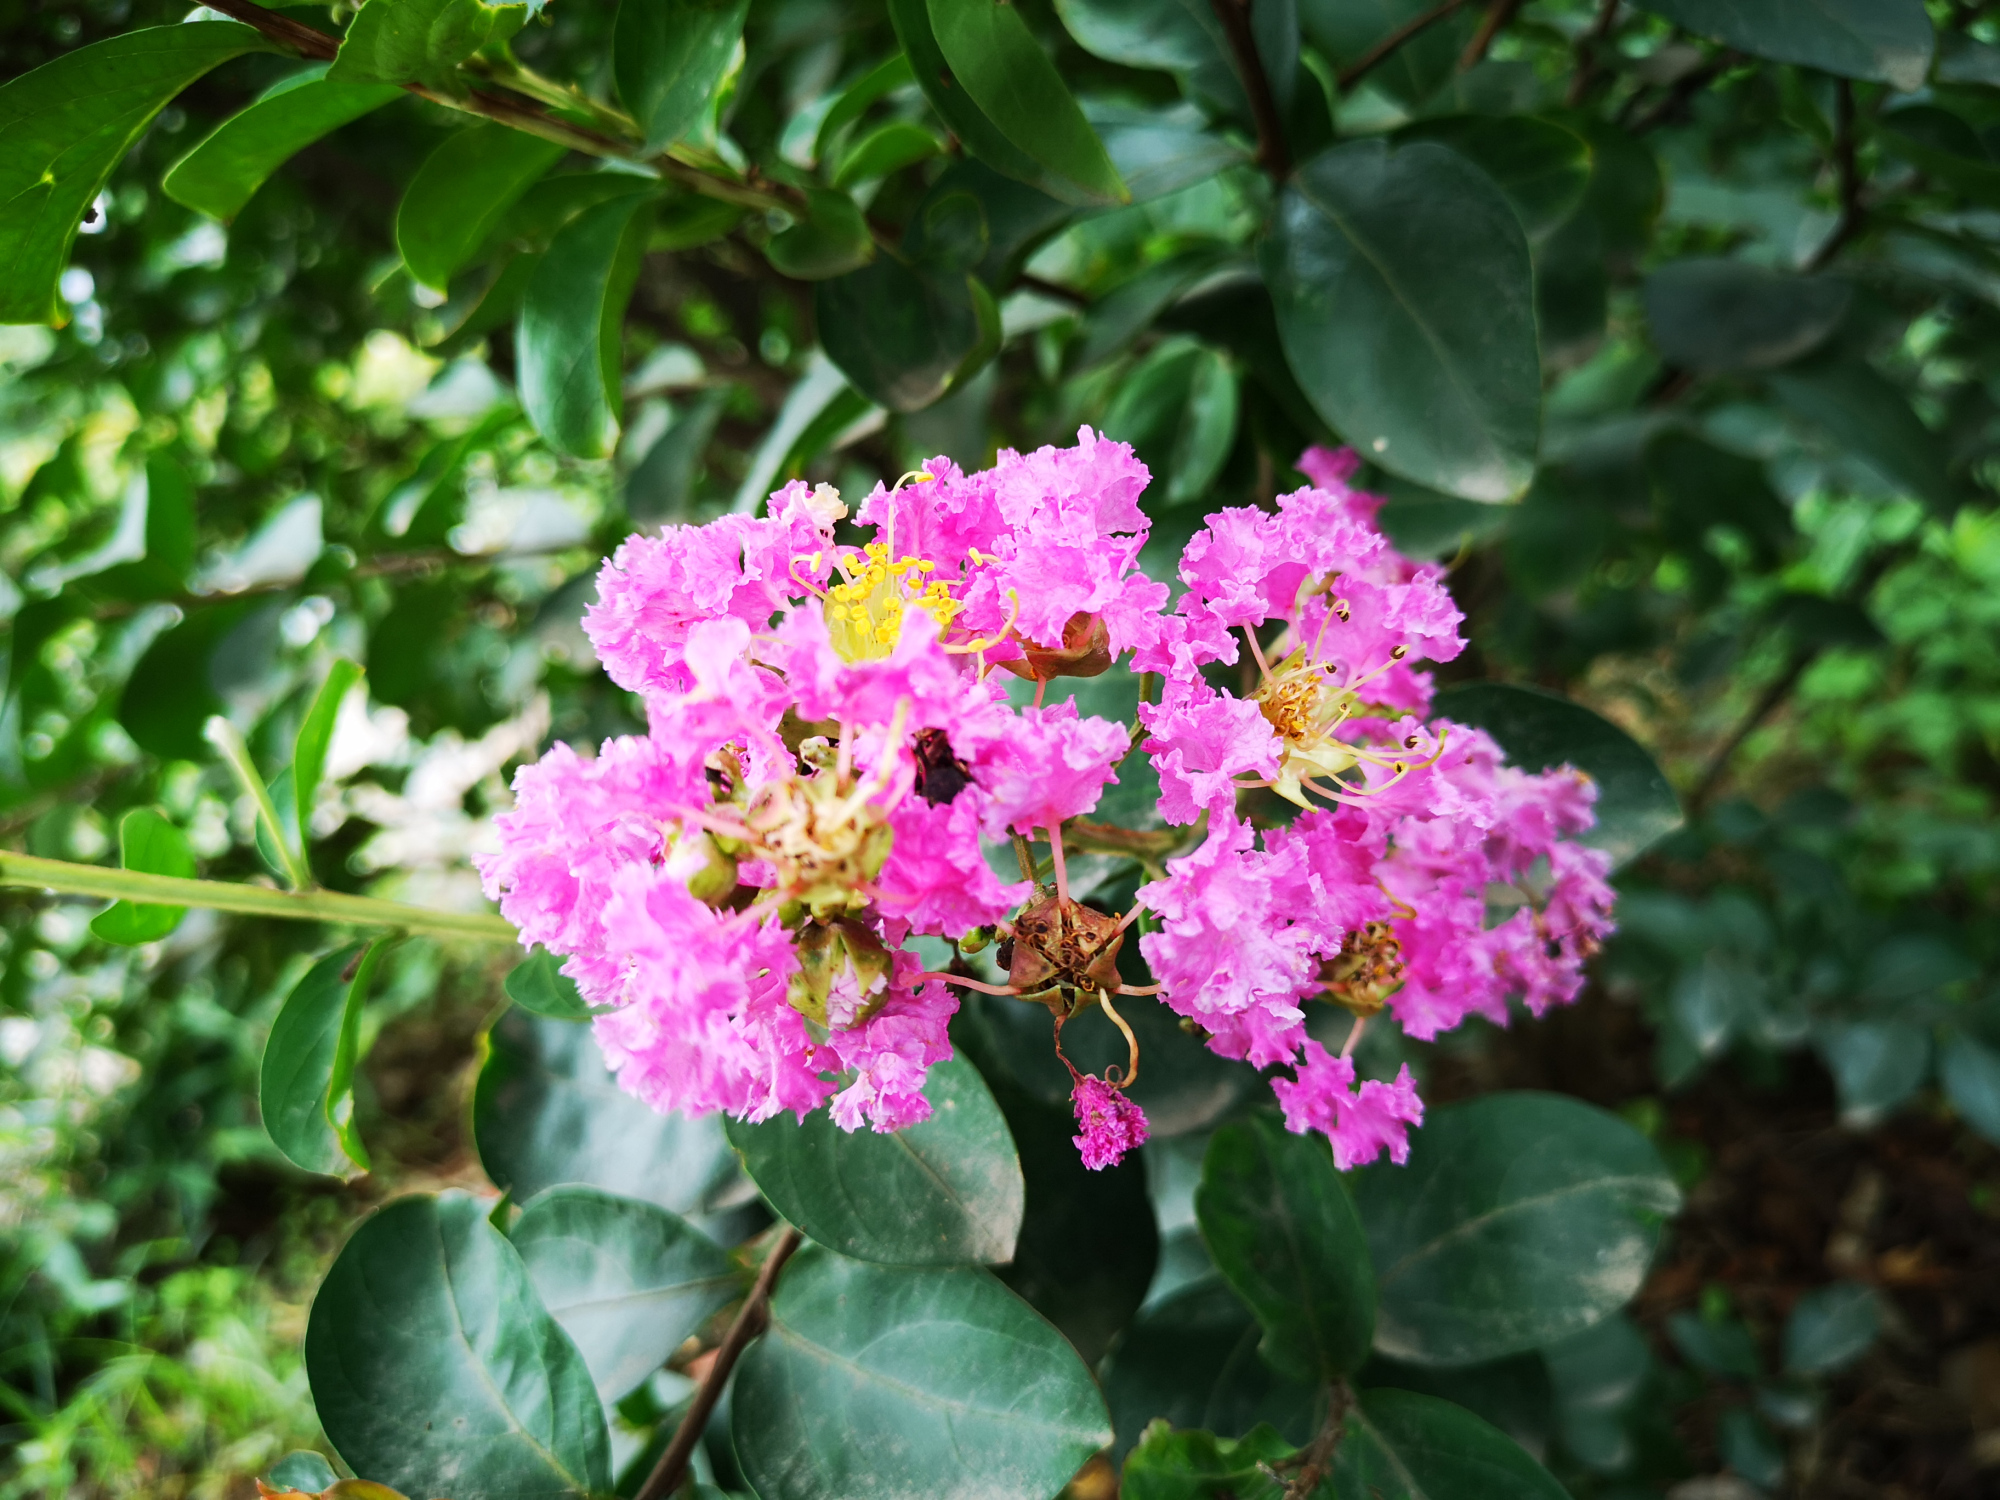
left=481, top=436, right=1619, bottom=1170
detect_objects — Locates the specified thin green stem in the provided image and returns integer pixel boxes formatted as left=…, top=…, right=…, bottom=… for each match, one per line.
left=204, top=717, right=311, bottom=891
left=0, top=851, right=517, bottom=942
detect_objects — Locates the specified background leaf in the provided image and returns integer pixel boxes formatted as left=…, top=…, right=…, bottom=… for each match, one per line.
left=503, top=947, right=606, bottom=1020
left=1644, top=259, right=1852, bottom=373
left=89, top=808, right=194, bottom=945
left=1783, top=1282, right=1880, bottom=1375
left=305, top=1193, right=610, bottom=1500
left=816, top=255, right=991, bottom=412
left=614, top=0, right=748, bottom=152
left=291, top=660, right=363, bottom=856
left=396, top=125, right=567, bottom=292
left=1630, top=0, right=1934, bottom=91
left=259, top=942, right=378, bottom=1177
left=1330, top=1388, right=1569, bottom=1500
left=733, top=1246, right=1111, bottom=1500
left=328, top=0, right=527, bottom=88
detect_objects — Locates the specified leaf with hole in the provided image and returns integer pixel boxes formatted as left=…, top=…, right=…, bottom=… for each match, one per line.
left=733, top=1246, right=1111, bottom=1500
left=306, top=1193, right=610, bottom=1500
left=1267, top=138, right=1540, bottom=502
left=261, top=942, right=380, bottom=1177
left=724, top=1054, right=1023, bottom=1265
left=0, top=23, right=272, bottom=325
left=89, top=808, right=196, bottom=946
left=510, top=1185, right=737, bottom=1402
left=163, top=65, right=401, bottom=223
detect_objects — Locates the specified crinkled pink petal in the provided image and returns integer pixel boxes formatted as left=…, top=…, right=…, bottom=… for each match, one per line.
left=1139, top=677, right=1279, bottom=825
left=818, top=956, right=958, bottom=1133
left=1071, top=1075, right=1150, bottom=1169
left=1271, top=1042, right=1425, bottom=1169
left=877, top=793, right=1030, bottom=940
left=968, top=702, right=1129, bottom=837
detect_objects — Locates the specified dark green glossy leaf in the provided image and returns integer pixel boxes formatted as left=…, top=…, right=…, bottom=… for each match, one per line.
left=832, top=121, right=943, bottom=188
left=266, top=1451, right=340, bottom=1493
left=1120, top=1421, right=1293, bottom=1500
left=1302, top=0, right=1473, bottom=110
left=1354, top=1093, right=1680, bottom=1367
left=293, top=659, right=363, bottom=852
left=928, top=0, right=1125, bottom=203
left=510, top=1185, right=737, bottom=1402
left=0, top=23, right=270, bottom=325
left=1941, top=1034, right=2000, bottom=1146
left=1197, top=1114, right=1375, bottom=1382
left=1268, top=138, right=1540, bottom=502
left=1358, top=1352, right=1554, bottom=1460
left=1767, top=357, right=1958, bottom=514
left=90, top=808, right=195, bottom=945
left=814, top=55, right=915, bottom=164
left=1630, top=0, right=1933, bottom=92
left=1076, top=249, right=1233, bottom=372
left=887, top=0, right=1066, bottom=198
left=504, top=946, right=608, bottom=1020
left=1329, top=1389, right=1568, bottom=1500
left=475, top=1009, right=749, bottom=1232
left=260, top=942, right=379, bottom=1177
left=733, top=1246, right=1111, bottom=1500
left=765, top=188, right=874, bottom=280
left=724, top=1054, right=1023, bottom=1266
left=307, top=1193, right=610, bottom=1500
left=1055, top=0, right=1246, bottom=120
left=816, top=255, right=991, bottom=413
left=1091, top=102, right=1251, bottom=204
left=614, top=0, right=747, bottom=151
left=329, top=0, right=527, bottom=88
left=1430, top=682, right=1682, bottom=869
left=163, top=66, right=400, bottom=223
left=118, top=600, right=255, bottom=763
left=1643, top=258, right=1851, bottom=373
left=1783, top=1282, right=1879, bottom=1375
left=518, top=189, right=654, bottom=459
left=396, top=124, right=566, bottom=291
left=1397, top=116, right=1591, bottom=242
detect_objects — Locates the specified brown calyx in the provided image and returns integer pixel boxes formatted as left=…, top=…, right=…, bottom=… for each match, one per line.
left=998, top=610, right=1112, bottom=683
left=1321, top=920, right=1405, bottom=1016
left=999, top=892, right=1127, bottom=1011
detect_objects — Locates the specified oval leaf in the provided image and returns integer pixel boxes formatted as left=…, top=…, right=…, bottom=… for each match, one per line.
left=1766, top=357, right=1958, bottom=515
left=1783, top=1281, right=1880, bottom=1376
left=260, top=942, right=379, bottom=1177
left=1430, top=681, right=1682, bottom=870
left=292, top=659, right=364, bottom=849
left=90, top=807, right=195, bottom=945
left=1630, top=0, right=1933, bottom=92
left=887, top=0, right=1068, bottom=199
left=396, top=124, right=567, bottom=292
left=927, top=0, right=1126, bottom=203
left=1331, top=1388, right=1569, bottom=1500
left=1354, top=1093, right=1681, bottom=1367
left=1268, top=138, right=1540, bottom=502
left=832, top=120, right=943, bottom=190
left=329, top=0, right=528, bottom=88
left=0, top=23, right=271, bottom=325
left=163, top=67, right=401, bottom=223
left=504, top=947, right=606, bottom=1020
left=765, top=187, right=875, bottom=281
left=613, top=0, right=748, bottom=152
left=1643, top=258, right=1851, bottom=373
left=816, top=255, right=990, bottom=413
left=1397, top=115, right=1592, bottom=242
left=724, top=1054, right=1024, bottom=1266
left=733, top=1246, right=1112, bottom=1500
left=1054, top=0, right=1246, bottom=120
left=1196, top=1113, right=1376, bottom=1382
left=1941, top=1034, right=2000, bottom=1147
left=511, top=1185, right=737, bottom=1402
left=306, top=1193, right=610, bottom=1500
left=518, top=189, right=655, bottom=459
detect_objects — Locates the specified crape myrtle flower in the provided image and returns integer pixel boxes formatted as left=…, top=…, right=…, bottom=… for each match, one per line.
left=480, top=435, right=1618, bottom=1174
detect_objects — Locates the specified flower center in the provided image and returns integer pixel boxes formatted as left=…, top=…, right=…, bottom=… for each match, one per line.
left=824, top=543, right=961, bottom=662
left=1321, top=920, right=1405, bottom=1015
left=720, top=759, right=897, bottom=921
left=1000, top=893, right=1128, bottom=1008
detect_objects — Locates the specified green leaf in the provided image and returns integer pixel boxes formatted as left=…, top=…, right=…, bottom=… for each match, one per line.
left=814, top=55, right=916, bottom=165
left=1099, top=337, right=1239, bottom=506
left=118, top=600, right=254, bottom=763
left=1354, top=1093, right=1681, bottom=1366
left=765, top=187, right=875, bottom=280
left=1196, top=1114, right=1376, bottom=1382
left=1075, top=248, right=1233, bottom=372
left=1643, top=258, right=1851, bottom=373
left=1941, top=1034, right=2000, bottom=1146
left=733, top=1246, right=1112, bottom=1500
left=90, top=808, right=195, bottom=946
left=1630, top=0, right=1933, bottom=92
left=306, top=1193, right=610, bottom=1500
left=0, top=23, right=271, bottom=325
left=396, top=125, right=567, bottom=292
left=1783, top=1282, right=1879, bottom=1375
left=1397, top=116, right=1592, bottom=242
left=163, top=65, right=401, bottom=223
left=832, top=121, right=943, bottom=189
left=1054, top=0, right=1246, bottom=121
left=1767, top=357, right=1959, bottom=515
left=293, top=659, right=363, bottom=852
left=329, top=0, right=528, bottom=88
left=510, top=1185, right=737, bottom=1402
left=816, top=255, right=992, bottom=413
left=1267, top=138, right=1540, bottom=503
left=1816, top=1021, right=1930, bottom=1127
left=475, top=1008, right=748, bottom=1228
left=266, top=1451, right=340, bottom=1493
left=1329, top=1389, right=1569, bottom=1500
left=1120, top=1421, right=1295, bottom=1500
left=517, top=189, right=655, bottom=459
left=260, top=942, right=380, bottom=1177
left=613, top=0, right=748, bottom=152
left=724, top=1054, right=1024, bottom=1266
left=503, top=947, right=607, bottom=1020
left=927, top=0, right=1126, bottom=203
left=1429, top=682, right=1682, bottom=870
left=1302, top=0, right=1474, bottom=110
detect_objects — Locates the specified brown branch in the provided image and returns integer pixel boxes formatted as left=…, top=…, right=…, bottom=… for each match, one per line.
left=1206, top=0, right=1291, bottom=177
left=1458, top=0, right=1523, bottom=71
left=635, top=1225, right=803, bottom=1500
left=1806, top=80, right=1862, bottom=272
left=1337, top=0, right=1467, bottom=92
left=1625, top=50, right=1737, bottom=134
left=1566, top=0, right=1620, bottom=106
left=202, top=0, right=337, bottom=59
left=1015, top=273, right=1091, bottom=309
left=1282, top=1385, right=1354, bottom=1500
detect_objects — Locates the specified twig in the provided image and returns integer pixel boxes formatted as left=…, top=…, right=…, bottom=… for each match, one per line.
left=1337, top=0, right=1466, bottom=92
left=1283, top=1385, right=1353, bottom=1500
left=1458, top=0, right=1522, bottom=71
left=1206, top=0, right=1291, bottom=177
left=636, top=1226, right=804, bottom=1500
left=1806, top=80, right=1862, bottom=271
left=1566, top=0, right=1619, bottom=106
left=1015, top=273, right=1090, bottom=309
left=1688, top=648, right=1814, bottom=813
left=1625, top=52, right=1735, bottom=134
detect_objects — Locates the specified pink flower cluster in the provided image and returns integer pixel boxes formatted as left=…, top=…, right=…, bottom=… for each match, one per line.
left=479, top=433, right=1617, bottom=1174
